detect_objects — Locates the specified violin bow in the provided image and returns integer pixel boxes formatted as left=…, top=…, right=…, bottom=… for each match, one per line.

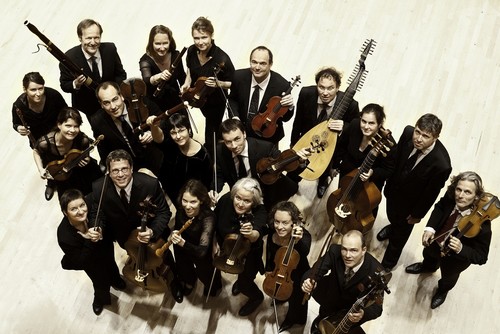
left=92, top=173, right=109, bottom=231
left=176, top=80, right=199, bottom=134
left=212, top=64, right=235, bottom=119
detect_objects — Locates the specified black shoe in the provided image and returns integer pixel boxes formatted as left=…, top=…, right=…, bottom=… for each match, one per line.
left=279, top=320, right=294, bottom=332
left=92, top=302, right=103, bottom=315
left=183, top=282, right=195, bottom=296
left=238, top=297, right=263, bottom=316
left=310, top=316, right=322, bottom=334
left=170, top=281, right=184, bottom=303
left=317, top=182, right=328, bottom=198
left=405, top=262, right=436, bottom=274
left=376, top=225, right=391, bottom=241
left=431, top=291, right=448, bottom=309
left=112, top=277, right=127, bottom=290
left=45, top=185, right=55, bottom=201
left=232, top=281, right=241, bottom=296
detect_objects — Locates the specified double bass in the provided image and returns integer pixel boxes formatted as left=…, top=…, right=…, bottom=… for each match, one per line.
left=122, top=196, right=168, bottom=292
left=326, top=128, right=394, bottom=234
left=292, top=39, right=376, bottom=180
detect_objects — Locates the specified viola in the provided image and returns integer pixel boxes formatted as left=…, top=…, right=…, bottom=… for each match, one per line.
left=122, top=196, right=168, bottom=292
left=319, top=269, right=391, bottom=334
left=15, top=106, right=37, bottom=147
left=251, top=75, right=301, bottom=138
left=262, top=226, right=301, bottom=301
left=155, top=218, right=193, bottom=257
left=45, top=135, right=104, bottom=181
left=326, top=128, right=394, bottom=234
left=257, top=140, right=327, bottom=185
left=213, top=214, right=252, bottom=275
left=153, top=47, right=187, bottom=98
left=120, top=78, right=150, bottom=127
left=181, top=63, right=223, bottom=108
left=133, top=101, right=189, bottom=134
left=292, top=39, right=376, bottom=181
left=440, top=193, right=500, bottom=256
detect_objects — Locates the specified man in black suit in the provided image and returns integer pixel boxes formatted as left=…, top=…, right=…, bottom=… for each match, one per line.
left=91, top=81, right=163, bottom=176
left=209, top=119, right=309, bottom=210
left=378, top=113, right=452, bottom=270
left=60, top=19, right=126, bottom=120
left=405, top=171, right=493, bottom=309
left=228, top=46, right=294, bottom=144
left=290, top=67, right=360, bottom=197
left=302, top=230, right=385, bottom=334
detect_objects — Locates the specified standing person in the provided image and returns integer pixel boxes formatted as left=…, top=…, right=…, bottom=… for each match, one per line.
left=92, top=81, right=163, bottom=175
left=169, top=180, right=222, bottom=300
left=302, top=230, right=385, bottom=334
left=290, top=67, right=360, bottom=197
left=228, top=46, right=295, bottom=145
left=405, top=171, right=493, bottom=309
left=12, top=72, right=67, bottom=148
left=214, top=177, right=267, bottom=316
left=60, top=18, right=127, bottom=120
left=181, top=16, right=235, bottom=157
left=378, top=113, right=452, bottom=270
left=57, top=189, right=125, bottom=316
left=139, top=25, right=187, bottom=111
left=264, top=201, right=311, bottom=332
left=146, top=113, right=212, bottom=207
left=33, top=107, right=102, bottom=201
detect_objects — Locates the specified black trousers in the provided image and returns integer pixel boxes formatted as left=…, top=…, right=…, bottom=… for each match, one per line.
left=381, top=219, right=415, bottom=269
left=236, top=247, right=264, bottom=301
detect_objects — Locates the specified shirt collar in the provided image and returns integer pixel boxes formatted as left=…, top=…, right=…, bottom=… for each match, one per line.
left=82, top=48, right=101, bottom=61
left=251, top=71, right=271, bottom=91
left=114, top=177, right=133, bottom=198
left=233, top=140, right=249, bottom=158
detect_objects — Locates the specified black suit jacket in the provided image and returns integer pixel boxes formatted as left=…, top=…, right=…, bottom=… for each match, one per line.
left=384, top=125, right=452, bottom=222
left=303, top=244, right=384, bottom=324
left=229, top=69, right=293, bottom=143
left=89, top=173, right=171, bottom=248
left=60, top=42, right=127, bottom=117
left=290, top=85, right=360, bottom=146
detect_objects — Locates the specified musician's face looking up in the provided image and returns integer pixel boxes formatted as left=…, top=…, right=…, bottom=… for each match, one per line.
left=192, top=29, right=212, bottom=53
left=65, top=198, right=88, bottom=226
left=250, top=49, right=272, bottom=83
left=360, top=111, right=381, bottom=138
left=455, top=180, right=477, bottom=211
left=169, top=127, right=189, bottom=147
left=273, top=210, right=294, bottom=238
left=79, top=24, right=101, bottom=56
left=181, top=191, right=201, bottom=218
left=109, top=159, right=133, bottom=189
left=412, top=126, right=438, bottom=151
left=57, top=118, right=80, bottom=141
left=341, top=233, right=366, bottom=269
left=222, top=128, right=246, bottom=156
left=153, top=33, right=170, bottom=57
left=24, top=82, right=45, bottom=104
left=316, top=77, right=339, bottom=104
left=98, top=86, right=125, bottom=119
left=233, top=189, right=254, bottom=215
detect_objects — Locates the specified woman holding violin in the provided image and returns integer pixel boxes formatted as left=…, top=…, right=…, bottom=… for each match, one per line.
left=147, top=113, right=212, bottom=207
left=405, top=171, right=495, bottom=309
left=264, top=201, right=311, bottom=332
left=139, top=25, right=187, bottom=111
left=33, top=107, right=102, bottom=200
left=214, top=177, right=267, bottom=316
left=181, top=16, right=235, bottom=156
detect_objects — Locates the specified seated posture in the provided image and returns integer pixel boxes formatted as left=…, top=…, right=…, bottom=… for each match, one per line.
left=57, top=189, right=125, bottom=316
left=405, top=171, right=493, bottom=309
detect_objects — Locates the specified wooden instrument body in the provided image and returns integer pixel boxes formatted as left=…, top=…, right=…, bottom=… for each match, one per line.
left=213, top=233, right=251, bottom=275
left=120, top=78, right=149, bottom=125
left=262, top=242, right=300, bottom=301
left=256, top=149, right=301, bottom=185
left=181, top=77, right=212, bottom=108
left=250, top=96, right=286, bottom=138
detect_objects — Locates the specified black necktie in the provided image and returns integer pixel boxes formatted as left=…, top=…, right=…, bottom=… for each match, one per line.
left=236, top=155, right=247, bottom=178
left=120, top=189, right=128, bottom=208
left=435, top=210, right=460, bottom=244
left=119, top=115, right=137, bottom=157
left=317, top=103, right=328, bottom=122
left=344, top=268, right=354, bottom=286
left=90, top=56, right=101, bottom=81
left=247, top=85, right=260, bottom=121
left=401, top=150, right=421, bottom=177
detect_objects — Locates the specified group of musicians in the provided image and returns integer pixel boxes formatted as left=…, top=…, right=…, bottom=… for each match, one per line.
left=13, top=16, right=496, bottom=334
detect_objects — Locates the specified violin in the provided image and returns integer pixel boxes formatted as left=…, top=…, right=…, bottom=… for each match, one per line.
left=45, top=135, right=104, bottom=181
left=213, top=214, right=252, bottom=275
left=326, top=128, right=394, bottom=234
left=153, top=47, right=187, bottom=98
left=120, top=78, right=150, bottom=127
left=251, top=75, right=301, bottom=138
left=122, top=196, right=168, bottom=292
left=155, top=218, right=193, bottom=257
left=262, top=225, right=301, bottom=301
left=15, top=106, right=37, bottom=147
left=440, top=193, right=500, bottom=256
left=181, top=63, right=223, bottom=108
left=257, top=140, right=327, bottom=185
left=292, top=39, right=376, bottom=181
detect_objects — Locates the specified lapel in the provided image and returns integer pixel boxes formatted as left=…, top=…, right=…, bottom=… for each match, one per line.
left=99, top=44, right=108, bottom=79
left=222, top=144, right=238, bottom=181
left=103, top=112, right=128, bottom=145
left=240, top=70, right=253, bottom=116
left=259, top=72, right=276, bottom=113
left=76, top=48, right=93, bottom=75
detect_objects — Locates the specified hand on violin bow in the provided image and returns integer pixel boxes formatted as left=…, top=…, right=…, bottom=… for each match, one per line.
left=137, top=227, right=154, bottom=244
left=240, top=222, right=259, bottom=242
left=73, top=74, right=86, bottom=89
left=16, top=125, right=30, bottom=136
left=280, top=93, right=294, bottom=108
left=447, top=236, right=463, bottom=254
left=422, top=230, right=434, bottom=247
left=87, top=226, right=103, bottom=242
left=359, top=168, right=374, bottom=182
left=301, top=278, right=316, bottom=294
left=169, top=230, right=185, bottom=247
left=41, top=169, right=53, bottom=180
left=291, top=225, right=304, bottom=240
left=139, top=130, right=153, bottom=144
left=209, top=190, right=219, bottom=207
left=204, top=77, right=217, bottom=88
left=348, top=309, right=364, bottom=323
left=327, top=119, right=344, bottom=132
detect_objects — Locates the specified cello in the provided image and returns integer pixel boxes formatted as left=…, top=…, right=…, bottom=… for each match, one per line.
left=181, top=63, right=223, bottom=108
left=122, top=196, right=168, bottom=292
left=251, top=75, right=301, bottom=138
left=292, top=39, right=376, bottom=180
left=326, top=128, right=394, bottom=234
left=213, top=214, right=252, bottom=275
